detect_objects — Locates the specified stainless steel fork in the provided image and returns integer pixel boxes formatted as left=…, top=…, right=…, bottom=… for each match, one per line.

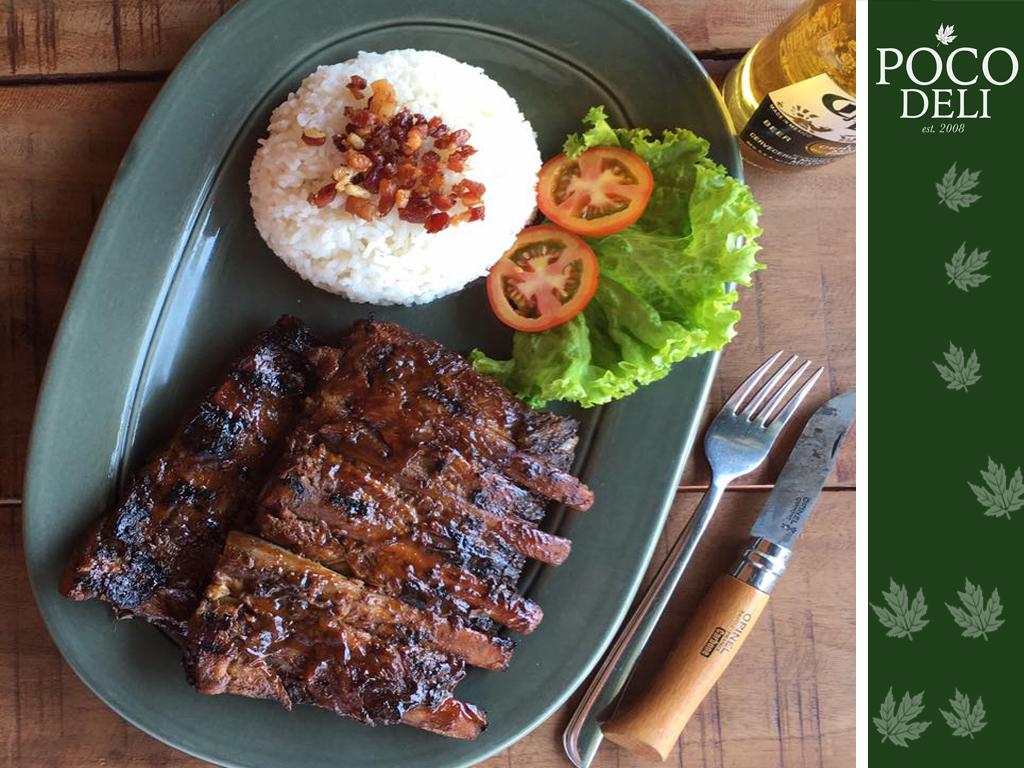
left=563, top=351, right=824, bottom=768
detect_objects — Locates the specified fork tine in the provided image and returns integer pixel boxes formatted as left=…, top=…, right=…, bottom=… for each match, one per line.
left=723, top=350, right=783, bottom=413
left=751, top=359, right=809, bottom=423
left=740, top=355, right=798, bottom=419
left=763, top=366, right=824, bottom=427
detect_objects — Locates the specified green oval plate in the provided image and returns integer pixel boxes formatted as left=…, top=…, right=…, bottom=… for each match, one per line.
left=24, top=1, right=739, bottom=766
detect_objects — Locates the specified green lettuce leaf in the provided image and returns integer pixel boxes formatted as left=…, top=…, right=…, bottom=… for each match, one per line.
left=471, top=106, right=763, bottom=407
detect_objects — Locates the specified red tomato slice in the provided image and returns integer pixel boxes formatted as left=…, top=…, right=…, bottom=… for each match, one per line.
left=537, top=147, right=654, bottom=236
left=487, top=225, right=599, bottom=333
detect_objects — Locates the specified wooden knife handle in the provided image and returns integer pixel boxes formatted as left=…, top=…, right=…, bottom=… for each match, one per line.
left=601, top=574, right=770, bottom=761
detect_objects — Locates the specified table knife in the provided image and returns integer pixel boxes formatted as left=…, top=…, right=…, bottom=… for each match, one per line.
left=601, top=388, right=855, bottom=761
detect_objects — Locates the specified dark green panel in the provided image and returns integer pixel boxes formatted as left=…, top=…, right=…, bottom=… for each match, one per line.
left=870, top=2, right=1022, bottom=763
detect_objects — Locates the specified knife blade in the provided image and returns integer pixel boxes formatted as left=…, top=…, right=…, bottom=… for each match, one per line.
left=751, top=388, right=855, bottom=548
left=601, top=389, right=855, bottom=760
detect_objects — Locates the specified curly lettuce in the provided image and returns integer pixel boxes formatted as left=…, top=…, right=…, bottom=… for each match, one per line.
left=471, top=106, right=763, bottom=407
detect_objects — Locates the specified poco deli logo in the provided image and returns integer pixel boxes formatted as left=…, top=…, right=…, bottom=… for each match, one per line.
left=877, top=24, right=1019, bottom=119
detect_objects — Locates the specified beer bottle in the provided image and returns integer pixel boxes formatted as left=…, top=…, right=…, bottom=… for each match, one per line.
left=722, top=0, right=856, bottom=169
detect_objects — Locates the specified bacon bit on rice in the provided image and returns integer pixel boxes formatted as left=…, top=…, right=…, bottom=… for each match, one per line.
left=302, top=76, right=486, bottom=232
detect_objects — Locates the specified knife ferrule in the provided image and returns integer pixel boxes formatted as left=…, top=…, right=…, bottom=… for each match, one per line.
left=729, top=537, right=792, bottom=594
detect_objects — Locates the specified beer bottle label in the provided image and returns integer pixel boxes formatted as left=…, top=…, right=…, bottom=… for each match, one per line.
left=740, top=73, right=856, bottom=167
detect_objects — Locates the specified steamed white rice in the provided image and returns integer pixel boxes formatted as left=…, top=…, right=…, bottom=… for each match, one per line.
left=249, top=49, right=541, bottom=305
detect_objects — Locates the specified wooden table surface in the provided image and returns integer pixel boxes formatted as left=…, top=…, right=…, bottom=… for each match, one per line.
left=0, top=2, right=855, bottom=767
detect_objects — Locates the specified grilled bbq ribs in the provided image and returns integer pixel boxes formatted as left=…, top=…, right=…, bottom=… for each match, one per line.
left=61, top=317, right=328, bottom=633
left=63, top=317, right=593, bottom=738
left=254, top=320, right=592, bottom=635
left=185, top=532, right=491, bottom=739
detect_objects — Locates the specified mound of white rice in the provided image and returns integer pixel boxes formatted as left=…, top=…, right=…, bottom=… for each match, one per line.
left=249, top=49, right=541, bottom=305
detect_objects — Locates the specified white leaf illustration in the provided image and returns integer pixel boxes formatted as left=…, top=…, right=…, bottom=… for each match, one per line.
left=874, top=688, right=931, bottom=747
left=870, top=579, right=929, bottom=640
left=968, top=458, right=1024, bottom=519
left=946, top=578, right=1005, bottom=638
left=945, top=242, right=990, bottom=291
left=939, top=690, right=986, bottom=738
left=933, top=342, right=981, bottom=391
left=936, top=24, right=957, bottom=46
left=936, top=162, right=981, bottom=211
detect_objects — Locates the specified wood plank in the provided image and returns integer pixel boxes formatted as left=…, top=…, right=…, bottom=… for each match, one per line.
left=0, top=80, right=162, bottom=499
left=0, top=0, right=798, bottom=79
left=602, top=490, right=855, bottom=767
left=3, top=490, right=854, bottom=766
left=640, top=0, right=797, bottom=55
left=0, top=0, right=236, bottom=78
left=0, top=63, right=853, bottom=497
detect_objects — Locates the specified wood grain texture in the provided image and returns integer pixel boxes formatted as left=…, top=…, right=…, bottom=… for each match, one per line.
left=0, top=0, right=237, bottom=78
left=0, top=0, right=795, bottom=79
left=595, top=490, right=856, bottom=768
left=2, top=490, right=854, bottom=767
left=0, top=81, right=162, bottom=499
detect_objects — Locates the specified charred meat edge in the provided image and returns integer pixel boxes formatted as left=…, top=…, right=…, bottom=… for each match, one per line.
left=60, top=317, right=326, bottom=633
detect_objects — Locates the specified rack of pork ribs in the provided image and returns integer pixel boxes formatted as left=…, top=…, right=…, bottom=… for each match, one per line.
left=62, top=316, right=593, bottom=739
